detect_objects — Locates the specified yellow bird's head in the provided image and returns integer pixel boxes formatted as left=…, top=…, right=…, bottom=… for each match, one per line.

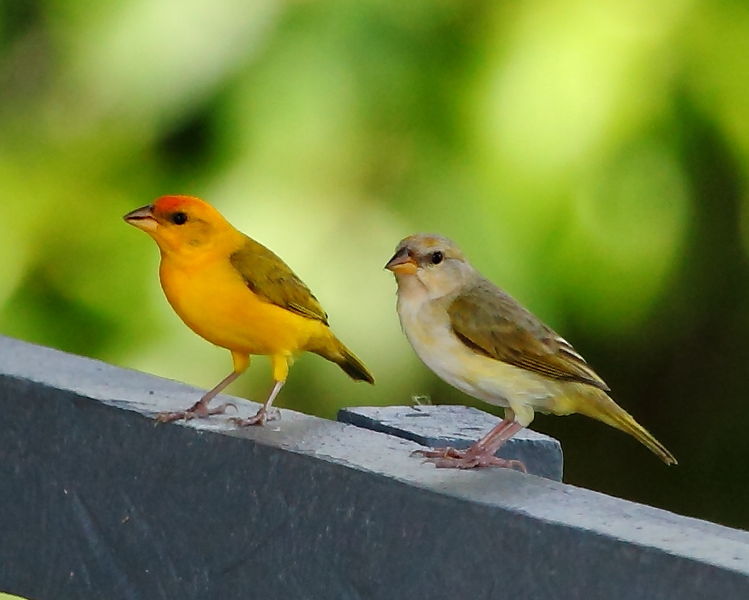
left=385, top=233, right=475, bottom=300
left=124, top=195, right=237, bottom=257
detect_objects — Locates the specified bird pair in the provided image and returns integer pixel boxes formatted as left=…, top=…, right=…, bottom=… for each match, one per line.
left=125, top=195, right=676, bottom=470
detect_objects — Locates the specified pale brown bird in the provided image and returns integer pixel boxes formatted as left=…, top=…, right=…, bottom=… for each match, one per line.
left=386, top=233, right=676, bottom=469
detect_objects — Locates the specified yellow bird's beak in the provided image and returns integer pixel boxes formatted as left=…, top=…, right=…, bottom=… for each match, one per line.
left=124, top=205, right=158, bottom=232
left=385, top=247, right=418, bottom=275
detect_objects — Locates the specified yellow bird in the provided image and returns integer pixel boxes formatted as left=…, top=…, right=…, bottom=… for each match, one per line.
left=386, top=233, right=676, bottom=469
left=124, top=195, right=374, bottom=425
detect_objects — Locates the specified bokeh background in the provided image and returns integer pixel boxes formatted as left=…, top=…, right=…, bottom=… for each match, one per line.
left=2, top=0, right=748, bottom=528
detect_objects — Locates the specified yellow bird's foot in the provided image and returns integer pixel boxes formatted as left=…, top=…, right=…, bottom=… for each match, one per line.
left=155, top=401, right=237, bottom=424
left=413, top=447, right=526, bottom=472
left=230, top=406, right=281, bottom=427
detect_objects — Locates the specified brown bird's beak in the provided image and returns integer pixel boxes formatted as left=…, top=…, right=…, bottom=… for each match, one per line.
left=123, top=205, right=157, bottom=232
left=385, top=247, right=418, bottom=275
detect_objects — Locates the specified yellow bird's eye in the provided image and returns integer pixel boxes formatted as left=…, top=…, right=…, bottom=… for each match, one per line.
left=431, top=251, right=444, bottom=265
left=171, top=212, right=188, bottom=225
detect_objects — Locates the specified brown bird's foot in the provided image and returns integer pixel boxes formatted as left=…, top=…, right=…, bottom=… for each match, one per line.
left=155, top=401, right=237, bottom=424
left=412, top=446, right=465, bottom=460
left=230, top=406, right=281, bottom=427
left=429, top=454, right=526, bottom=471
left=414, top=447, right=526, bottom=472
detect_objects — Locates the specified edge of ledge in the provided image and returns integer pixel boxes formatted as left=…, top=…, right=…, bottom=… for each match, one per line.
left=1, top=334, right=748, bottom=582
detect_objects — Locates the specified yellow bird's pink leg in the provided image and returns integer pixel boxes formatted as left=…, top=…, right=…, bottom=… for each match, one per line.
left=415, top=413, right=527, bottom=471
left=155, top=352, right=249, bottom=423
left=231, top=354, right=289, bottom=427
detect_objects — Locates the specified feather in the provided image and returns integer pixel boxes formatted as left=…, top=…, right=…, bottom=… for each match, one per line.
left=448, top=278, right=609, bottom=391
left=229, top=235, right=329, bottom=325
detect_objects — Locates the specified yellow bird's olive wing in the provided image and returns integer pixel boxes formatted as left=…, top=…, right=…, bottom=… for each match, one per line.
left=447, top=279, right=609, bottom=391
left=229, top=236, right=329, bottom=325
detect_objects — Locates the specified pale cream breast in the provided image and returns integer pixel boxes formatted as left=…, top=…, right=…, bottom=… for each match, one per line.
left=396, top=279, right=563, bottom=423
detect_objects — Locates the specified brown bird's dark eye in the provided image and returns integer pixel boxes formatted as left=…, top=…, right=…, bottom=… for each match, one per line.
left=171, top=212, right=188, bottom=225
left=431, top=251, right=444, bottom=265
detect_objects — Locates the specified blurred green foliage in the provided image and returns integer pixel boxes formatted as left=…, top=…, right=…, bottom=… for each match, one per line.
left=1, top=0, right=748, bottom=528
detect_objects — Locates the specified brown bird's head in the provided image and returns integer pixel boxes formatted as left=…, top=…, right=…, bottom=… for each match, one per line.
left=124, top=195, right=237, bottom=256
left=385, top=234, right=475, bottom=299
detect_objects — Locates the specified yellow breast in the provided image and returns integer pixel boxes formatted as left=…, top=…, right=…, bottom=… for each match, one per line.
left=159, top=254, right=323, bottom=357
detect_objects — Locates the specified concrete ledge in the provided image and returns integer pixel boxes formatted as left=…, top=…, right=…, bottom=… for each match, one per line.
left=338, top=405, right=563, bottom=481
left=0, top=335, right=747, bottom=599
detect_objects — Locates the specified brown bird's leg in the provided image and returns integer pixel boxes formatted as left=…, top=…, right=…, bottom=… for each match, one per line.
left=231, top=354, right=288, bottom=427
left=415, top=410, right=527, bottom=471
left=155, top=352, right=249, bottom=423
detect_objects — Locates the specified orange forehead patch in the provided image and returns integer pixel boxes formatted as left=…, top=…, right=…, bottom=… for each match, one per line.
left=153, top=194, right=204, bottom=213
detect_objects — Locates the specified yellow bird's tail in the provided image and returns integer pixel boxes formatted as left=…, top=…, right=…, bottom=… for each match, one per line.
left=313, top=335, right=375, bottom=384
left=575, top=388, right=677, bottom=465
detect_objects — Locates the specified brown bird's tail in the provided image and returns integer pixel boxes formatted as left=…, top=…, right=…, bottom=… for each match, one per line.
left=314, top=335, right=375, bottom=384
left=575, top=389, right=677, bottom=465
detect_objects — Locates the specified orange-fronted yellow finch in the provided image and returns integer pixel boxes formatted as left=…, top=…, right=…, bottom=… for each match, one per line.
left=124, top=195, right=374, bottom=426
left=386, top=233, right=676, bottom=469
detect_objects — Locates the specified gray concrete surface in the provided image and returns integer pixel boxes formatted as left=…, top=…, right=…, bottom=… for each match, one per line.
left=338, top=404, right=563, bottom=480
left=0, top=335, right=747, bottom=600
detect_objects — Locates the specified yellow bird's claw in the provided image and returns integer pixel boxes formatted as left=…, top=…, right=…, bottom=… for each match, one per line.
left=230, top=406, right=281, bottom=427
left=153, top=401, right=236, bottom=424
left=214, top=401, right=238, bottom=414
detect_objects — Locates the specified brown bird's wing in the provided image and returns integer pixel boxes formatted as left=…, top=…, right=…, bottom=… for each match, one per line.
left=229, top=236, right=329, bottom=325
left=447, top=279, right=609, bottom=390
